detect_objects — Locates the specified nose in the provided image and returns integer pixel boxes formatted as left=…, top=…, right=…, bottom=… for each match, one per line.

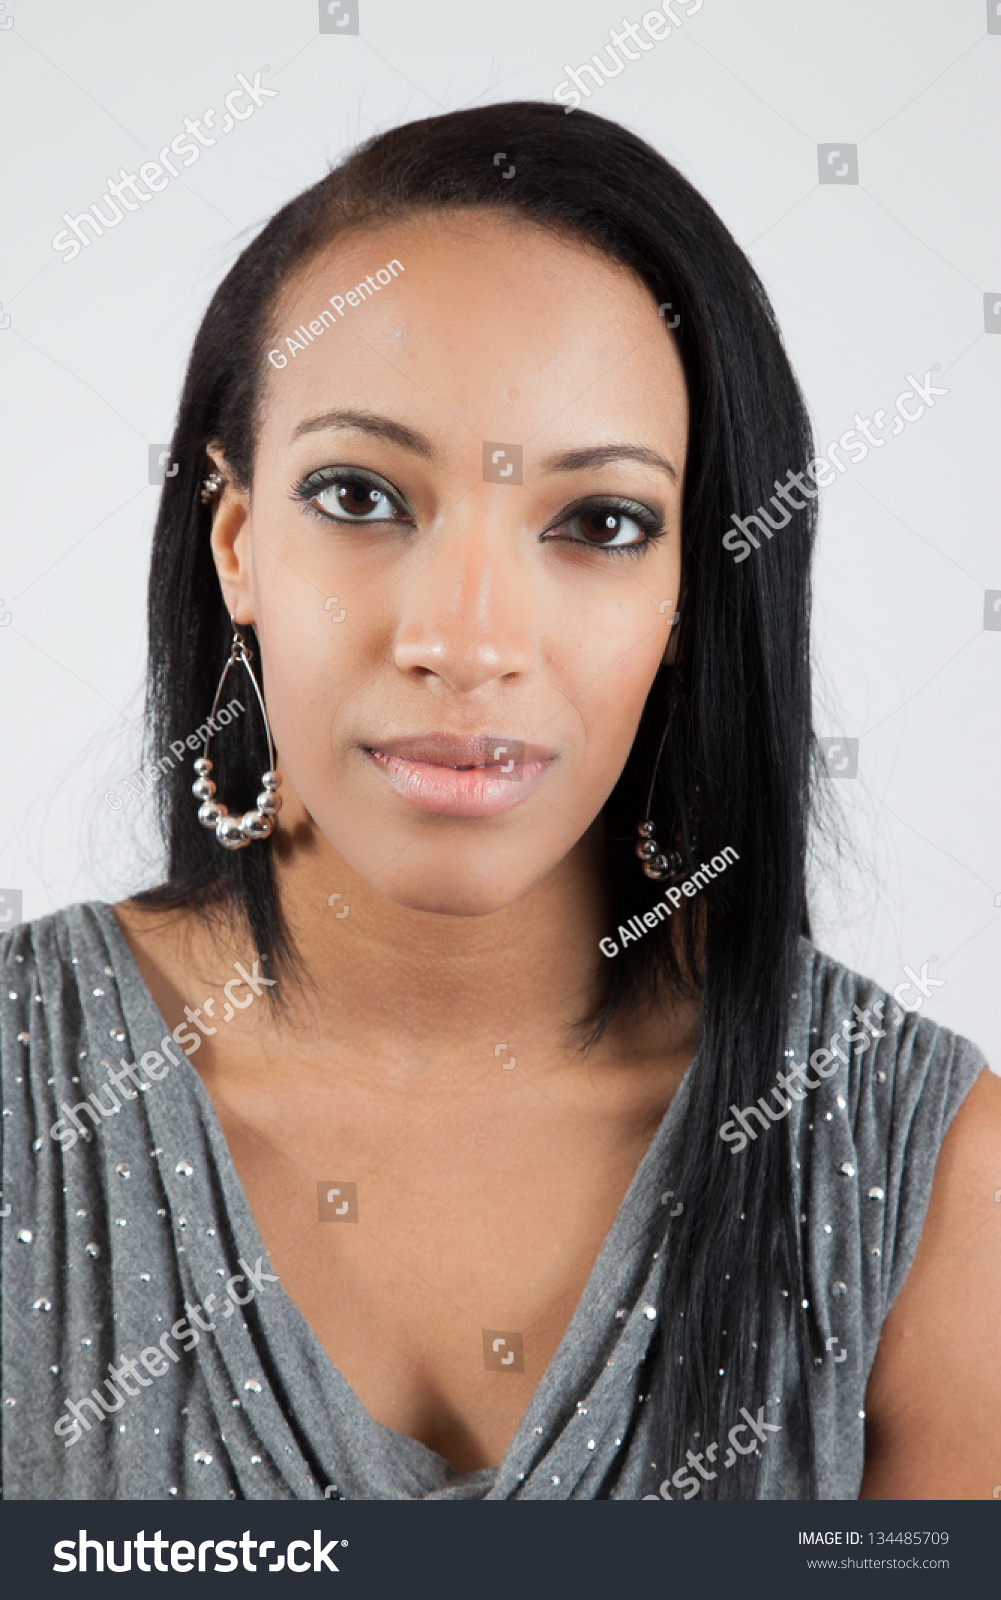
left=392, top=500, right=536, bottom=694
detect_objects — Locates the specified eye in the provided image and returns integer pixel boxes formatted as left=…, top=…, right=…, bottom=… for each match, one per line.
left=542, top=498, right=663, bottom=552
left=294, top=467, right=412, bottom=524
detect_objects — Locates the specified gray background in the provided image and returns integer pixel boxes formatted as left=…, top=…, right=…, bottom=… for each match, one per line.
left=1, top=0, right=998, bottom=1064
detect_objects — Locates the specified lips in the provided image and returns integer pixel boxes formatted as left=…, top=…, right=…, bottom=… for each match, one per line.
left=367, top=732, right=554, bottom=768
left=362, top=732, right=555, bottom=818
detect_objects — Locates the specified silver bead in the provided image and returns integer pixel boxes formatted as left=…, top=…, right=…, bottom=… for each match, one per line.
left=636, top=839, right=659, bottom=861
left=637, top=821, right=656, bottom=839
left=643, top=855, right=670, bottom=880
left=261, top=771, right=281, bottom=790
left=215, top=815, right=250, bottom=850
left=191, top=777, right=216, bottom=801
left=197, top=799, right=228, bottom=828
left=193, top=758, right=213, bottom=775
left=240, top=810, right=273, bottom=840
left=256, top=789, right=282, bottom=816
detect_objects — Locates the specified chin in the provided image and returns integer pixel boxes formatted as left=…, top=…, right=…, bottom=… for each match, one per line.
left=337, top=829, right=558, bottom=918
left=304, top=800, right=582, bottom=918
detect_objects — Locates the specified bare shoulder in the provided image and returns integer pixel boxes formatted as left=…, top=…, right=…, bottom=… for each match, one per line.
left=860, top=1068, right=1001, bottom=1499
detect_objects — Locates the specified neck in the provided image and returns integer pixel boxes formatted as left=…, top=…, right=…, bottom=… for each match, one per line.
left=270, top=817, right=615, bottom=1070
left=119, top=817, right=698, bottom=1088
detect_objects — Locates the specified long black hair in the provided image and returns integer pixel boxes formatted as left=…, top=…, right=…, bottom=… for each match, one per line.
left=138, top=100, right=822, bottom=1496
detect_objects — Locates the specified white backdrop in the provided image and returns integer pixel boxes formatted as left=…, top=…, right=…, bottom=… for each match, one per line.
left=1, top=0, right=998, bottom=1063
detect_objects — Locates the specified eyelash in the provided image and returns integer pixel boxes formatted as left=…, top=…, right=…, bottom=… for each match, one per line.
left=542, top=497, right=665, bottom=557
left=291, top=466, right=413, bottom=527
left=290, top=467, right=665, bottom=556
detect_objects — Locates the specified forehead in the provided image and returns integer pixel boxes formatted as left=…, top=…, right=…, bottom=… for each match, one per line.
left=259, top=210, right=688, bottom=453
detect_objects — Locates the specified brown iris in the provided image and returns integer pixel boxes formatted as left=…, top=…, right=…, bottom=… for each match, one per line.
left=332, top=480, right=382, bottom=516
left=579, top=509, right=629, bottom=545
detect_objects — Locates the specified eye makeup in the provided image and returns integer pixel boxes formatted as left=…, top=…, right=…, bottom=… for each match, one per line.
left=290, top=466, right=666, bottom=555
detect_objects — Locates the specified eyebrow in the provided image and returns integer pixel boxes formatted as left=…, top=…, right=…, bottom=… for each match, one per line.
left=540, top=443, right=678, bottom=482
left=289, top=410, right=678, bottom=482
left=289, top=408, right=436, bottom=457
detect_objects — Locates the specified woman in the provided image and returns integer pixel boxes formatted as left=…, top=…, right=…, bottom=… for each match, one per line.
left=3, top=101, right=998, bottom=1502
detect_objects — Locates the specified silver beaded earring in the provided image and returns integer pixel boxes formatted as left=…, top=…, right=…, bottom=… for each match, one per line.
left=634, top=678, right=697, bottom=883
left=191, top=620, right=282, bottom=851
left=200, top=470, right=224, bottom=504
left=635, top=716, right=684, bottom=882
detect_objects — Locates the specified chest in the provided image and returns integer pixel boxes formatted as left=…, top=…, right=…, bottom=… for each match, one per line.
left=196, top=1051, right=670, bottom=1471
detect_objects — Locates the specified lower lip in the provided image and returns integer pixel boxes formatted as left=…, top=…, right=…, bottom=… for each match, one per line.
left=366, top=751, right=552, bottom=817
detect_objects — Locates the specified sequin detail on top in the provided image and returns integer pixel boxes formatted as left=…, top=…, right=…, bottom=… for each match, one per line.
left=0, top=903, right=988, bottom=1502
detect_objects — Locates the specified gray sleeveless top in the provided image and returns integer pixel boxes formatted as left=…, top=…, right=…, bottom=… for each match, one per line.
left=0, top=903, right=986, bottom=1500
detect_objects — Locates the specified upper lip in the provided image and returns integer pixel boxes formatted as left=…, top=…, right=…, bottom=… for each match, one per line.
left=363, top=732, right=556, bottom=767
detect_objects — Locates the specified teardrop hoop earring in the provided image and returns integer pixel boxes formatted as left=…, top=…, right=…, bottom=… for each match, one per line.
left=191, top=619, right=282, bottom=851
left=635, top=681, right=698, bottom=883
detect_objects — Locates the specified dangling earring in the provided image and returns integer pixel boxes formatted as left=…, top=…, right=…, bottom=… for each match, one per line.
left=635, top=716, right=684, bottom=882
left=191, top=619, right=282, bottom=851
left=634, top=677, right=697, bottom=883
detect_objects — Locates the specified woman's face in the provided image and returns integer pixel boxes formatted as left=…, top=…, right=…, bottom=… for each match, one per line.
left=211, top=210, right=688, bottom=916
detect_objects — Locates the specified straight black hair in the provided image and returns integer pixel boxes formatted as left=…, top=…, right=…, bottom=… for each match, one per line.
left=138, top=100, right=824, bottom=1496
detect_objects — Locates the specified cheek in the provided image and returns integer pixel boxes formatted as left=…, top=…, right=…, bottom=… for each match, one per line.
left=253, top=608, right=349, bottom=778
left=583, top=654, right=661, bottom=775
left=552, top=614, right=668, bottom=795
left=248, top=519, right=383, bottom=754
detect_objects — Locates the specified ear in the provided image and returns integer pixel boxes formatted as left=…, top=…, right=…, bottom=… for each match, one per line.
left=205, top=443, right=255, bottom=624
